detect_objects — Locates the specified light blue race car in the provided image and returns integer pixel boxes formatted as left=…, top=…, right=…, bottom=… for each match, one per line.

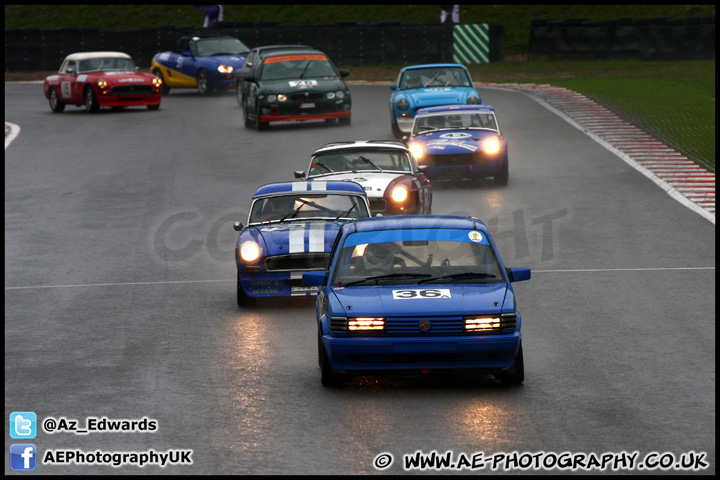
left=388, top=63, right=481, bottom=137
left=233, top=181, right=371, bottom=306
left=303, top=215, right=531, bottom=386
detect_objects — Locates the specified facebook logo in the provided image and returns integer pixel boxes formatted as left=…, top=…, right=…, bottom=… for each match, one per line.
left=10, top=444, right=37, bottom=471
left=10, top=411, right=37, bottom=439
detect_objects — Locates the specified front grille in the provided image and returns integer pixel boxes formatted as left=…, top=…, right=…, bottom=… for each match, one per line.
left=264, top=253, right=329, bottom=272
left=111, top=85, right=153, bottom=95
left=290, top=92, right=324, bottom=101
left=386, top=316, right=465, bottom=335
left=424, top=152, right=483, bottom=167
left=369, top=198, right=387, bottom=212
left=286, top=104, right=331, bottom=115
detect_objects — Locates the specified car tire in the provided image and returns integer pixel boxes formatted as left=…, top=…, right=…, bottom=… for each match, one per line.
left=339, top=116, right=351, bottom=126
left=496, top=341, right=524, bottom=385
left=48, top=87, right=65, bottom=113
left=236, top=84, right=244, bottom=107
left=318, top=331, right=345, bottom=387
left=147, top=104, right=160, bottom=110
left=242, top=99, right=255, bottom=129
left=494, top=158, right=509, bottom=186
left=152, top=68, right=170, bottom=95
left=237, top=274, right=257, bottom=307
left=197, top=69, right=211, bottom=96
left=84, top=86, right=99, bottom=113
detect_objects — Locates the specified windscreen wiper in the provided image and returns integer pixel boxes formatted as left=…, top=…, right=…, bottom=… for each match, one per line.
left=356, top=156, right=382, bottom=172
left=334, top=203, right=357, bottom=220
left=343, top=273, right=432, bottom=287
left=418, top=272, right=497, bottom=284
left=279, top=200, right=308, bottom=222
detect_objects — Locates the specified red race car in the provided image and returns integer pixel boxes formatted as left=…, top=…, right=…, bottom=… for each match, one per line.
left=43, top=51, right=162, bottom=113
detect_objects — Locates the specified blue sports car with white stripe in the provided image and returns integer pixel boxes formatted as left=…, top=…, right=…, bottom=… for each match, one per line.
left=302, top=215, right=531, bottom=386
left=233, top=181, right=371, bottom=306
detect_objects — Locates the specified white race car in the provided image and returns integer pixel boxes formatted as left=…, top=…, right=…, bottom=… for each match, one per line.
left=295, top=140, right=433, bottom=216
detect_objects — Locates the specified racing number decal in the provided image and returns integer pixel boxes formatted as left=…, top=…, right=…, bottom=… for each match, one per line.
left=61, top=81, right=72, bottom=99
left=392, top=289, right=451, bottom=299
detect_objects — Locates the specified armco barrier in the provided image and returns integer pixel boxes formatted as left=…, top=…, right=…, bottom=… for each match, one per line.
left=5, top=22, right=506, bottom=72
left=529, top=16, right=715, bottom=60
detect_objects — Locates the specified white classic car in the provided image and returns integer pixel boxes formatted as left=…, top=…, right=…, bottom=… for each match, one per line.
left=294, top=140, right=432, bottom=216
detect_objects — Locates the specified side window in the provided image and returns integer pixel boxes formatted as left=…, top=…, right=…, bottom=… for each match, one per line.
left=246, top=51, right=257, bottom=68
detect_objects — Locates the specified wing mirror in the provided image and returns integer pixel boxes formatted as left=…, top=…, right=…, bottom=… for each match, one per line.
left=506, top=267, right=531, bottom=283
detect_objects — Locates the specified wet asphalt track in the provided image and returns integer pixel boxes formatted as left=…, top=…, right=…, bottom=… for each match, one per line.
left=4, top=81, right=715, bottom=474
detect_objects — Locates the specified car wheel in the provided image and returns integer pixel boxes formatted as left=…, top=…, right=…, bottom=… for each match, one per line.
left=84, top=86, right=99, bottom=113
left=318, top=331, right=345, bottom=387
left=496, top=341, right=524, bottom=385
left=152, top=68, right=170, bottom=95
left=48, top=87, right=65, bottom=113
left=339, top=116, right=351, bottom=126
left=237, top=274, right=257, bottom=307
left=242, top=99, right=255, bottom=129
left=197, top=69, right=211, bottom=96
left=147, top=104, right=160, bottom=110
left=494, top=158, right=509, bottom=186
left=236, top=84, right=244, bottom=107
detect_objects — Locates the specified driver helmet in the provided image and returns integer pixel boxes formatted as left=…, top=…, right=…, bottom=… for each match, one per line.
left=362, top=243, right=395, bottom=271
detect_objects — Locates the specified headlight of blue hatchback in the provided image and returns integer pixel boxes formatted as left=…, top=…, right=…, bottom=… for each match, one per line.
left=397, top=98, right=410, bottom=111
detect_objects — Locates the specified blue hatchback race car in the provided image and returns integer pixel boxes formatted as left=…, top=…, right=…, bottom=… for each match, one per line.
left=303, top=215, right=531, bottom=386
left=233, top=181, right=371, bottom=306
left=151, top=34, right=249, bottom=95
left=388, top=63, right=481, bottom=137
left=407, top=105, right=509, bottom=185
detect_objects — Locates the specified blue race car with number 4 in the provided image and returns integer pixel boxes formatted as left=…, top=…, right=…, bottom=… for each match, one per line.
left=407, top=105, right=509, bottom=185
left=389, top=63, right=481, bottom=137
left=151, top=34, right=249, bottom=95
left=233, top=181, right=371, bottom=306
left=303, top=215, right=531, bottom=386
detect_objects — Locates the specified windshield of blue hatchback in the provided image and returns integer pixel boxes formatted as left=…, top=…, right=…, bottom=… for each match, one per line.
left=330, top=229, right=505, bottom=287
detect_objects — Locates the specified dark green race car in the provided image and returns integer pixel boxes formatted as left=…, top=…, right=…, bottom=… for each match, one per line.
left=239, top=47, right=352, bottom=130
